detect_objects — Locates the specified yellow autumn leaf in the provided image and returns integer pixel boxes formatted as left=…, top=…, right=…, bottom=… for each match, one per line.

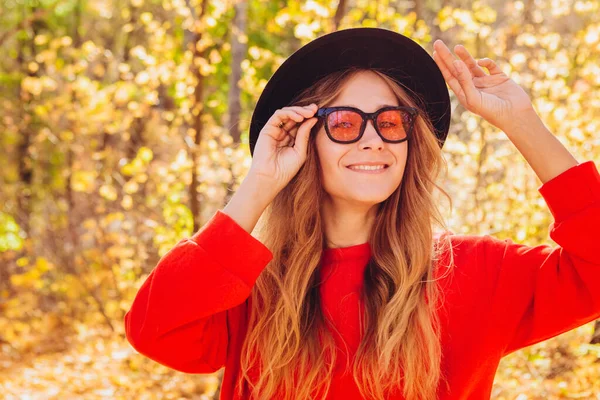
left=99, top=184, right=118, bottom=201
left=123, top=180, right=139, bottom=194
left=137, top=147, right=153, bottom=162
left=72, top=170, right=97, bottom=192
left=35, top=257, right=52, bottom=273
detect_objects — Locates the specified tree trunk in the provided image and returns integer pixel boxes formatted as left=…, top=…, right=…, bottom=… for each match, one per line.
left=186, top=0, right=211, bottom=232
left=333, top=0, right=347, bottom=30
left=226, top=0, right=248, bottom=145
left=223, top=0, right=248, bottom=205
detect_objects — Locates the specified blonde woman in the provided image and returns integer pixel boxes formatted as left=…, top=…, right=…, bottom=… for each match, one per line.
left=124, top=28, right=600, bottom=400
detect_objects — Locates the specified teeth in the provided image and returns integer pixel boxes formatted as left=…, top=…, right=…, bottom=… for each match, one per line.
left=349, top=165, right=386, bottom=171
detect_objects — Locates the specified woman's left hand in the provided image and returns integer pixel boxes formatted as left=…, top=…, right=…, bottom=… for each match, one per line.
left=432, top=39, right=535, bottom=132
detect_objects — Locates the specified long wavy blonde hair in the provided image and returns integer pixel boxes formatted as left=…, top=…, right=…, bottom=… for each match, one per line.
left=238, top=66, right=456, bottom=400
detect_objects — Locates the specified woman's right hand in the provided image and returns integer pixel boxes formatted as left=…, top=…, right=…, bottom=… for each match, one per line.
left=248, top=103, right=319, bottom=191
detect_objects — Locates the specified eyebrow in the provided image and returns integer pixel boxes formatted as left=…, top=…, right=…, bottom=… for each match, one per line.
left=338, top=103, right=399, bottom=109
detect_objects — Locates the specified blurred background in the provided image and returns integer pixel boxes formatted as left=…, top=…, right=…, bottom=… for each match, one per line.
left=1, top=0, right=599, bottom=399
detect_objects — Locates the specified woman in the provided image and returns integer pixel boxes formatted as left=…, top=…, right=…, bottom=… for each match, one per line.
left=124, top=28, right=600, bottom=400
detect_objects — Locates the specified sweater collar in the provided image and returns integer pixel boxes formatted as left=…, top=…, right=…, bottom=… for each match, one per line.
left=321, top=242, right=371, bottom=265
left=319, top=242, right=372, bottom=293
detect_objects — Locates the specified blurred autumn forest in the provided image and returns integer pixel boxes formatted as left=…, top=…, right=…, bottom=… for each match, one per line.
left=1, top=0, right=600, bottom=398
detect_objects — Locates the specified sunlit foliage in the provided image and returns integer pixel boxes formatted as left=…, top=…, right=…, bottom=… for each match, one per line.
left=1, top=0, right=599, bottom=398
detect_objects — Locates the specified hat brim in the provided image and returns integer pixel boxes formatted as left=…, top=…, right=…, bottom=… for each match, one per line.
left=249, top=27, right=451, bottom=157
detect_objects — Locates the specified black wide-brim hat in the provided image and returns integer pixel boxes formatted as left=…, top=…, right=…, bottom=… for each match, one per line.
left=248, top=27, right=451, bottom=157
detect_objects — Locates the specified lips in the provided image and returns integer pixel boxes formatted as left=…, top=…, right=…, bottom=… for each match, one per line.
left=346, top=165, right=389, bottom=173
left=346, top=162, right=390, bottom=167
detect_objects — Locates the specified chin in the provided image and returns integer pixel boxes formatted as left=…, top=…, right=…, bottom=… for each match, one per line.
left=349, top=193, right=392, bottom=205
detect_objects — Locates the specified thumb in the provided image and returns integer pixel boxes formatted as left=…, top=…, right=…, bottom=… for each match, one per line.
left=293, top=117, right=318, bottom=156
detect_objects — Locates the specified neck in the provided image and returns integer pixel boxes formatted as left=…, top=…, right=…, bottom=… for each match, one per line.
left=322, top=197, right=378, bottom=248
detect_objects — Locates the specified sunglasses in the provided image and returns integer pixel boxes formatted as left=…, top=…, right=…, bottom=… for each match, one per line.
left=315, top=106, right=418, bottom=144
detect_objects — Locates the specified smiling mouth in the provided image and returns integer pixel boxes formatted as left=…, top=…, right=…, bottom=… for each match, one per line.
left=346, top=165, right=389, bottom=173
left=346, top=164, right=389, bottom=171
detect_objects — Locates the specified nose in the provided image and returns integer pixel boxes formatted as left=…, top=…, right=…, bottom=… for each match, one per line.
left=358, top=118, right=384, bottom=149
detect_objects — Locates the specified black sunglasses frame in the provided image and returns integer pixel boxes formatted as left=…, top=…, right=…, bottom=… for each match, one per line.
left=315, top=106, right=419, bottom=144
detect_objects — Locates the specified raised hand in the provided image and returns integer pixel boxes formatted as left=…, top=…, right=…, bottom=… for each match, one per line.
left=249, top=104, right=319, bottom=192
left=432, top=39, right=534, bottom=132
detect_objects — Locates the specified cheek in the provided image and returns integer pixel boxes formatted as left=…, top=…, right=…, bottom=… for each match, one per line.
left=393, top=144, right=409, bottom=166
left=316, top=132, right=340, bottom=169
left=315, top=138, right=347, bottom=188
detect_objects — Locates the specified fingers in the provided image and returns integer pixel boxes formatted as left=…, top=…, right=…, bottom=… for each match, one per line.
left=454, top=44, right=487, bottom=78
left=477, top=58, right=504, bottom=75
left=433, top=39, right=483, bottom=109
left=432, top=49, right=467, bottom=103
left=432, top=50, right=458, bottom=88
left=268, top=104, right=318, bottom=136
left=433, top=40, right=461, bottom=78
left=285, top=105, right=318, bottom=131
left=292, top=117, right=318, bottom=154
left=452, top=59, right=481, bottom=107
left=285, top=104, right=318, bottom=116
left=434, top=39, right=504, bottom=78
left=272, top=109, right=304, bottom=131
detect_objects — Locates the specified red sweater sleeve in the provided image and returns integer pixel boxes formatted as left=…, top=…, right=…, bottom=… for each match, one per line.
left=124, top=210, right=273, bottom=373
left=473, top=160, right=600, bottom=356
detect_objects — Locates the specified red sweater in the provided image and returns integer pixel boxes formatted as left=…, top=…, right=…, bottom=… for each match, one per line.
left=124, top=160, right=600, bottom=399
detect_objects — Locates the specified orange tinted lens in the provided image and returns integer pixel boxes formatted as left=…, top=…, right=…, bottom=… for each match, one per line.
left=327, top=110, right=362, bottom=141
left=377, top=110, right=410, bottom=140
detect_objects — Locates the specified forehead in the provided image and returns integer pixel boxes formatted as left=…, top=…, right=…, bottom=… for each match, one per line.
left=331, top=70, right=399, bottom=110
